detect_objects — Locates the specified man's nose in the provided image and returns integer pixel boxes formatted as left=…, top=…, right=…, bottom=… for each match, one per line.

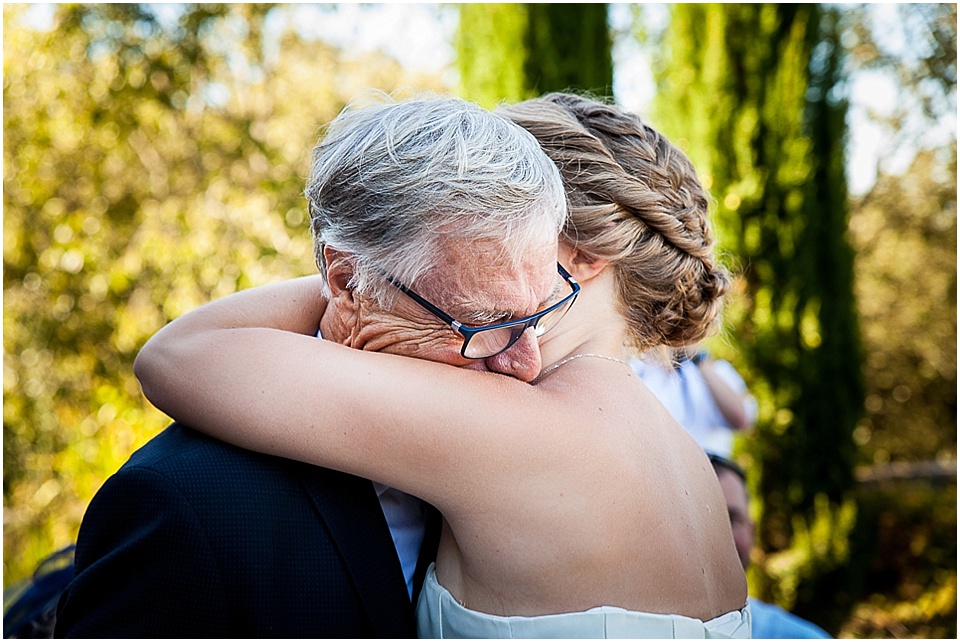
left=483, top=327, right=542, bottom=383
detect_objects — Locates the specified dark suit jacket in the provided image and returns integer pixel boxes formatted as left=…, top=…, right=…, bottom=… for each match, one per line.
left=55, top=423, right=439, bottom=638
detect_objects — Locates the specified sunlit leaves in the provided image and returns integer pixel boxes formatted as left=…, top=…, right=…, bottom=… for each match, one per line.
left=849, top=149, right=957, bottom=465
left=3, top=3, right=448, bottom=586
left=456, top=4, right=531, bottom=107
left=456, top=4, right=613, bottom=107
left=651, top=4, right=869, bottom=632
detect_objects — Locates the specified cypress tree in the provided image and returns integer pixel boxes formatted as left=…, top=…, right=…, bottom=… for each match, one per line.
left=652, top=4, right=864, bottom=625
left=523, top=4, right=613, bottom=96
left=457, top=4, right=613, bottom=106
left=456, top=4, right=531, bottom=107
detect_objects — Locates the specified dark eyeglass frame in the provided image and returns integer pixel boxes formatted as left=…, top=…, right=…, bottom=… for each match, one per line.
left=707, top=452, right=747, bottom=482
left=383, top=263, right=580, bottom=359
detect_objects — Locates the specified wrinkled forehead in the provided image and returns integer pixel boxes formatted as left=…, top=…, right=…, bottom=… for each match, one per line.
left=418, top=235, right=559, bottom=321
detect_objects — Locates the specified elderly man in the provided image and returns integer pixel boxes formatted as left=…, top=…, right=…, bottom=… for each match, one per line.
left=55, top=94, right=567, bottom=637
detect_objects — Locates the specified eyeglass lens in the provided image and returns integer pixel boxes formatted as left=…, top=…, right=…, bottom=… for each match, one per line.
left=461, top=295, right=575, bottom=359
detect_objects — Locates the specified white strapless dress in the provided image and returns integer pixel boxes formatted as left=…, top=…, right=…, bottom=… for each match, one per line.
left=416, top=564, right=752, bottom=639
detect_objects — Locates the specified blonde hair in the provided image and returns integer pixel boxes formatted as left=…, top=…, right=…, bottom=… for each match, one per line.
left=498, top=93, right=730, bottom=352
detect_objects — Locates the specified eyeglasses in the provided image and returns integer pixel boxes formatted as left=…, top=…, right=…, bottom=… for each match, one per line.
left=383, top=263, right=580, bottom=359
left=707, top=452, right=747, bottom=482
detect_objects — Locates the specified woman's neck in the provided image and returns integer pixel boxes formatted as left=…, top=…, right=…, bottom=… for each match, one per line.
left=537, top=267, right=630, bottom=370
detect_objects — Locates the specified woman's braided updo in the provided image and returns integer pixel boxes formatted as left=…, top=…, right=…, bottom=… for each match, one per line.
left=498, top=93, right=730, bottom=352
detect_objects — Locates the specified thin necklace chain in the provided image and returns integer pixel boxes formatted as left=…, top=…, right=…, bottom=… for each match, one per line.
left=531, top=353, right=630, bottom=384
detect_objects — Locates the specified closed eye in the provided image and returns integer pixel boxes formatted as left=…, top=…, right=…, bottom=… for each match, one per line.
left=466, top=272, right=567, bottom=326
left=462, top=311, right=513, bottom=327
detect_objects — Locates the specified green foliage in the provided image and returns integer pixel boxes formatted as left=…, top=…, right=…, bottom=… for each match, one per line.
left=656, top=2, right=863, bottom=507
left=849, top=149, right=957, bottom=466
left=651, top=2, right=867, bottom=630
left=645, top=3, right=956, bottom=635
left=457, top=3, right=613, bottom=107
left=3, top=3, right=447, bottom=587
left=843, top=8, right=958, bottom=470
left=523, top=4, right=613, bottom=96
left=456, top=4, right=531, bottom=107
left=749, top=493, right=858, bottom=632
left=839, top=481, right=957, bottom=638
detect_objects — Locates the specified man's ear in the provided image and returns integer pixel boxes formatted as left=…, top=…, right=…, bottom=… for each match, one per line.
left=559, top=243, right=610, bottom=283
left=323, top=246, right=358, bottom=305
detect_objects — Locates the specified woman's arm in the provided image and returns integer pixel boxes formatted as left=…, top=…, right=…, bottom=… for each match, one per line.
left=142, top=275, right=331, bottom=341
left=134, top=277, right=562, bottom=514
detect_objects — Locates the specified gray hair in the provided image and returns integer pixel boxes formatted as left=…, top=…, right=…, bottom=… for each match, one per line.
left=305, top=92, right=567, bottom=303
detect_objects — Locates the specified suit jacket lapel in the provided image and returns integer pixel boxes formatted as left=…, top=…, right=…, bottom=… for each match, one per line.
left=295, top=465, right=413, bottom=638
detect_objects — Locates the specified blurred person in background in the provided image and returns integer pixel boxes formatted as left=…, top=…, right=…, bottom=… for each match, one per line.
left=710, top=453, right=832, bottom=639
left=632, top=343, right=757, bottom=457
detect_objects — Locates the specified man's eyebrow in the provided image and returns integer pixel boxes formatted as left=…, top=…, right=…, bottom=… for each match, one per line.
left=437, top=290, right=509, bottom=326
left=455, top=270, right=565, bottom=326
left=463, top=310, right=512, bottom=325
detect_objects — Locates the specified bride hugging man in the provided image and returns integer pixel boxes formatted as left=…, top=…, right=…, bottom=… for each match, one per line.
left=57, top=92, right=750, bottom=638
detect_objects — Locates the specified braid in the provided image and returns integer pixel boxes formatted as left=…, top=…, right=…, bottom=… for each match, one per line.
left=499, top=93, right=730, bottom=351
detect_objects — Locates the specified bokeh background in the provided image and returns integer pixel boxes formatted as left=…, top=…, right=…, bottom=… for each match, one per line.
left=3, top=4, right=956, bottom=637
